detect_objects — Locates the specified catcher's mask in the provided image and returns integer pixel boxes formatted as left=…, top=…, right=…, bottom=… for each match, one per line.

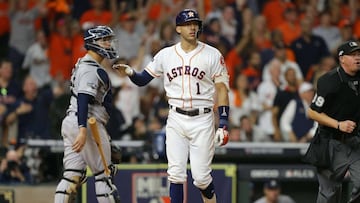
left=84, top=25, right=118, bottom=59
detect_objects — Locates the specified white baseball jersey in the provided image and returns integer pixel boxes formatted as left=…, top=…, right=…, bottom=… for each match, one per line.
left=144, top=41, right=228, bottom=188
left=145, top=41, right=228, bottom=108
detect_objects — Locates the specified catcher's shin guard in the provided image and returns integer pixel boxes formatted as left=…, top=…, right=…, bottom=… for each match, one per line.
left=54, top=169, right=87, bottom=203
left=95, top=173, right=121, bottom=203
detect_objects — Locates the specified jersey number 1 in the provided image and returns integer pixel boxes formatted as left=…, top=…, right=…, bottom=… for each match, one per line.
left=196, top=82, right=201, bottom=94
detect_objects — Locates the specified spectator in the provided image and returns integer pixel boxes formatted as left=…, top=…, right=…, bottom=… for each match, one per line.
left=334, top=18, right=357, bottom=51
left=257, top=59, right=282, bottom=141
left=251, top=14, right=272, bottom=51
left=6, top=75, right=64, bottom=146
left=276, top=4, right=301, bottom=46
left=253, top=179, right=296, bottom=203
left=158, top=20, right=178, bottom=49
left=238, top=115, right=269, bottom=142
left=229, top=74, right=260, bottom=127
left=262, top=42, right=303, bottom=87
left=262, top=29, right=296, bottom=64
left=224, top=32, right=247, bottom=89
left=290, top=17, right=330, bottom=78
left=298, top=4, right=319, bottom=26
left=22, top=29, right=51, bottom=89
left=202, top=17, right=231, bottom=51
left=262, top=0, right=293, bottom=31
left=8, top=0, right=47, bottom=80
left=107, top=58, right=141, bottom=128
left=70, top=19, right=87, bottom=67
left=312, top=11, right=342, bottom=55
left=229, top=126, right=241, bottom=142
left=271, top=67, right=299, bottom=141
left=79, top=0, right=116, bottom=30
left=280, top=82, right=317, bottom=142
left=0, top=148, right=32, bottom=184
left=308, top=55, right=336, bottom=88
left=114, top=12, right=146, bottom=59
left=105, top=87, right=127, bottom=140
left=219, top=5, right=238, bottom=46
left=241, top=51, right=262, bottom=91
left=48, top=17, right=73, bottom=81
left=0, top=0, right=10, bottom=59
left=0, top=59, right=21, bottom=147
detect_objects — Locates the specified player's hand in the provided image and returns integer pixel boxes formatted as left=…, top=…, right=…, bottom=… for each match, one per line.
left=112, top=63, right=134, bottom=76
left=215, top=126, right=229, bottom=146
left=73, top=127, right=87, bottom=153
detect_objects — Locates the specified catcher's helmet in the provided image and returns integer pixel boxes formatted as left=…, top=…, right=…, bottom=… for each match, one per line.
left=176, top=9, right=202, bottom=28
left=84, top=25, right=118, bottom=59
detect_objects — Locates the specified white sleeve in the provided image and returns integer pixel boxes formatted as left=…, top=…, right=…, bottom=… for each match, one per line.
left=262, top=64, right=271, bottom=82
left=144, top=50, right=164, bottom=77
left=22, top=46, right=33, bottom=69
left=280, top=100, right=296, bottom=133
left=212, top=52, right=230, bottom=90
left=308, top=121, right=318, bottom=137
left=288, top=61, right=304, bottom=80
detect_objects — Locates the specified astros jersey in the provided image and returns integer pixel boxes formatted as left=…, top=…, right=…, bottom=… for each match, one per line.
left=145, top=41, right=228, bottom=108
left=68, top=54, right=111, bottom=124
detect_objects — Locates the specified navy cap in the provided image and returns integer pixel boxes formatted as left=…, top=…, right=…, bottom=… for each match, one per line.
left=338, top=41, right=360, bottom=56
left=264, top=179, right=280, bottom=189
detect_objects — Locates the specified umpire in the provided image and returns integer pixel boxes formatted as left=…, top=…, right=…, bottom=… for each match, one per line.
left=306, top=40, right=360, bottom=203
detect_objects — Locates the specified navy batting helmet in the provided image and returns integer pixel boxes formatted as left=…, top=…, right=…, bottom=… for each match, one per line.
left=84, top=25, right=118, bottom=59
left=176, top=9, right=202, bottom=28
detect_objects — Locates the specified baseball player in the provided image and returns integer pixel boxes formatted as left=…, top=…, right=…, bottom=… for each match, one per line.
left=114, top=9, right=230, bottom=203
left=306, top=40, right=360, bottom=202
left=54, top=25, right=120, bottom=203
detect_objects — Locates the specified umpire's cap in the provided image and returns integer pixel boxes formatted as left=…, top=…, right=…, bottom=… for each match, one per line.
left=338, top=40, right=360, bottom=56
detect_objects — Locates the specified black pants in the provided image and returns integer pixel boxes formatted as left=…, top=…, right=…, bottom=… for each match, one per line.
left=316, top=138, right=360, bottom=203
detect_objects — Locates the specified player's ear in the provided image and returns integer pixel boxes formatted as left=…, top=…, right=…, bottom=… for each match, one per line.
left=175, top=26, right=181, bottom=34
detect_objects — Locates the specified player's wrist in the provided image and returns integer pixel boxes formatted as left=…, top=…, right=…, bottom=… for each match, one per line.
left=218, top=106, right=229, bottom=128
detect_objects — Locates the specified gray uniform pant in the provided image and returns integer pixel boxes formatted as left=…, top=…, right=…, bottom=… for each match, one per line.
left=317, top=138, right=360, bottom=203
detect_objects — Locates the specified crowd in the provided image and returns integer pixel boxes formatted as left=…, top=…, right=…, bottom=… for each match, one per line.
left=0, top=0, right=358, bottom=184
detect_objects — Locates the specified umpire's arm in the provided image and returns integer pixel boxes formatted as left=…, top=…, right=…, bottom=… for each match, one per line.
left=307, top=108, right=338, bottom=130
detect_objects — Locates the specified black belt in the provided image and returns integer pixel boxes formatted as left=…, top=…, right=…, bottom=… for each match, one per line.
left=170, top=105, right=211, bottom=117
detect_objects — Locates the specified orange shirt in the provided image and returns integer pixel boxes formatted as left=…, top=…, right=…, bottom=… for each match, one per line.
left=49, top=33, right=73, bottom=80
left=71, top=33, right=86, bottom=67
left=80, top=10, right=112, bottom=27
left=225, top=49, right=243, bottom=89
left=253, top=34, right=272, bottom=51
left=276, top=22, right=301, bottom=46
left=147, top=2, right=163, bottom=21
left=0, top=2, right=9, bottom=36
left=262, top=0, right=292, bottom=31
left=285, top=48, right=296, bottom=62
left=354, top=19, right=360, bottom=39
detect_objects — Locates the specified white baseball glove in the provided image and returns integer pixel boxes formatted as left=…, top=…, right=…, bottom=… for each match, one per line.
left=215, top=126, right=229, bottom=146
left=112, top=63, right=134, bottom=76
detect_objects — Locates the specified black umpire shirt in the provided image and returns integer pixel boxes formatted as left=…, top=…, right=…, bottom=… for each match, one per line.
left=310, top=66, right=360, bottom=135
